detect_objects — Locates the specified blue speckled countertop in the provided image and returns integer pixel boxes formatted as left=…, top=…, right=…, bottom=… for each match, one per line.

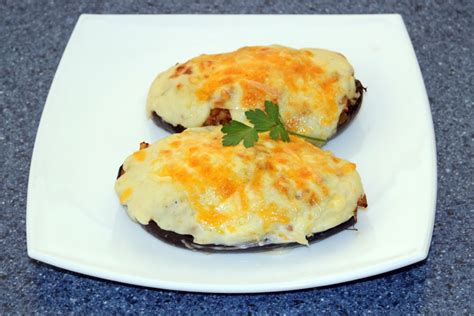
left=1, top=0, right=473, bottom=313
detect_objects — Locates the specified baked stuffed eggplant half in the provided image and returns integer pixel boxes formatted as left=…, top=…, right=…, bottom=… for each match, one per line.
left=115, top=127, right=367, bottom=252
left=147, top=45, right=365, bottom=140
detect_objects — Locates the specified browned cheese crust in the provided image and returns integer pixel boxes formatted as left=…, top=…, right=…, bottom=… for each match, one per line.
left=116, top=145, right=367, bottom=252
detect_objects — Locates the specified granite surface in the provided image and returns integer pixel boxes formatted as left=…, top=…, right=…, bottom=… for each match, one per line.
left=1, top=0, right=473, bottom=314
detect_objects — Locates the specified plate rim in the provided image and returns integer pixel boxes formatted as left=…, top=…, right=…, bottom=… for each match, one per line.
left=26, top=13, right=437, bottom=293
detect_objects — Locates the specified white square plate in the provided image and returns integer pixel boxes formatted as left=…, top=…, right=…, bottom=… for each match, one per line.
left=27, top=14, right=436, bottom=293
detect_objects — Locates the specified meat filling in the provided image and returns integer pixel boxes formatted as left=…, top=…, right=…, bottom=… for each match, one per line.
left=203, top=108, right=232, bottom=126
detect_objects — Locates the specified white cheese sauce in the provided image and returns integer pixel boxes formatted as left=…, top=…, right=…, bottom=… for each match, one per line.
left=147, top=46, right=357, bottom=140
left=115, top=127, right=365, bottom=246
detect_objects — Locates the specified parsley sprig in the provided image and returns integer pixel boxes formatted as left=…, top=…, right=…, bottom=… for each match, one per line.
left=221, top=101, right=326, bottom=147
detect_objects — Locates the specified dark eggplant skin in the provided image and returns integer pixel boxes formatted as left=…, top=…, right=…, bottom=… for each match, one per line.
left=142, top=216, right=357, bottom=253
left=336, top=80, right=366, bottom=135
left=117, top=165, right=125, bottom=179
left=151, top=112, right=186, bottom=133
left=150, top=79, right=365, bottom=137
left=117, top=164, right=358, bottom=252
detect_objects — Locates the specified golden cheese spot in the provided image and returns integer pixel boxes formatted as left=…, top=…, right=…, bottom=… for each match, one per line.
left=145, top=128, right=355, bottom=232
left=133, top=150, right=146, bottom=161
left=321, top=186, right=329, bottom=197
left=339, top=162, right=356, bottom=175
left=298, top=168, right=312, bottom=179
left=273, top=178, right=292, bottom=198
left=188, top=146, right=199, bottom=153
left=199, top=60, right=214, bottom=71
left=319, top=75, right=340, bottom=125
left=309, top=192, right=320, bottom=206
left=119, top=187, right=133, bottom=204
left=185, top=46, right=338, bottom=125
left=237, top=153, right=252, bottom=162
left=197, top=209, right=228, bottom=231
left=218, top=180, right=238, bottom=198
left=169, top=140, right=181, bottom=148
left=238, top=188, right=249, bottom=212
left=258, top=203, right=290, bottom=231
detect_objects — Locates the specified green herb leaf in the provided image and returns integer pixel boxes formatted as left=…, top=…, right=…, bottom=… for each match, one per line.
left=245, top=109, right=275, bottom=132
left=264, top=100, right=281, bottom=124
left=264, top=101, right=290, bottom=142
left=221, top=100, right=326, bottom=147
left=270, top=125, right=290, bottom=142
left=221, top=121, right=259, bottom=148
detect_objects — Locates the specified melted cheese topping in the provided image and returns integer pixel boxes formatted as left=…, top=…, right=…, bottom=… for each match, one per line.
left=115, top=127, right=365, bottom=246
left=147, top=45, right=357, bottom=140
